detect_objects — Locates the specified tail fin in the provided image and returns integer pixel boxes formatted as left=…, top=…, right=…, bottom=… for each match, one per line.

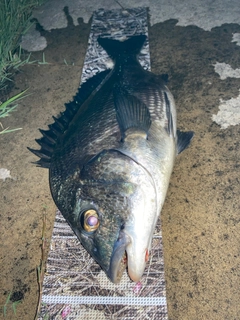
left=98, top=35, right=146, bottom=59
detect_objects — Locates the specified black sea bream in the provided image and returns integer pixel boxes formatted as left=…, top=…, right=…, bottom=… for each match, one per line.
left=29, top=35, right=194, bottom=283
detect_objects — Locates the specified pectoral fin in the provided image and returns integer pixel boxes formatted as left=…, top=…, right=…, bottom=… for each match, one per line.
left=177, top=130, right=194, bottom=154
left=113, top=88, right=151, bottom=140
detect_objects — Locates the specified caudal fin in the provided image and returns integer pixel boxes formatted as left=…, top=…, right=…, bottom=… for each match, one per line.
left=98, top=35, right=146, bottom=59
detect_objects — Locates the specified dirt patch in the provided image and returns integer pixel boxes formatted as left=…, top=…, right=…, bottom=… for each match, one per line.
left=1, top=14, right=240, bottom=320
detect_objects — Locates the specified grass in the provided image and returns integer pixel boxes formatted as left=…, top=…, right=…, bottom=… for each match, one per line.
left=2, top=292, right=22, bottom=317
left=0, top=0, right=47, bottom=89
left=0, top=88, right=29, bottom=134
left=38, top=52, right=49, bottom=65
left=0, top=0, right=47, bottom=133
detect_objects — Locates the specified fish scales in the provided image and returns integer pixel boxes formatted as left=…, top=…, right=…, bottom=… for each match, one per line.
left=29, top=35, right=194, bottom=283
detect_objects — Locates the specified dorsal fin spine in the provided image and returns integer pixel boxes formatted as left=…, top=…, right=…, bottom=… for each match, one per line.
left=28, top=69, right=111, bottom=168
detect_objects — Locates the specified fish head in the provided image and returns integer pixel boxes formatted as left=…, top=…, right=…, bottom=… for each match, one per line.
left=70, top=149, right=157, bottom=283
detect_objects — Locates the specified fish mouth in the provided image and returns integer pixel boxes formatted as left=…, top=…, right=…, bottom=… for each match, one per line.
left=107, top=230, right=130, bottom=284
left=108, top=230, right=148, bottom=283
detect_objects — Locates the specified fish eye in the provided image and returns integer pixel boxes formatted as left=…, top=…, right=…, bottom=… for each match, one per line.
left=82, top=209, right=100, bottom=233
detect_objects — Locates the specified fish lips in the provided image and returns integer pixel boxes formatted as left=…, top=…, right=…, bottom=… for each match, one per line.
left=107, top=229, right=131, bottom=284
left=108, top=228, right=148, bottom=284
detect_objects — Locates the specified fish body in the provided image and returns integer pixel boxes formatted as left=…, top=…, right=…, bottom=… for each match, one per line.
left=29, top=35, right=193, bottom=283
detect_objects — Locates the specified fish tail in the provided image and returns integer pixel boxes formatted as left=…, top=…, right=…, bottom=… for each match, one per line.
left=98, top=35, right=146, bottom=59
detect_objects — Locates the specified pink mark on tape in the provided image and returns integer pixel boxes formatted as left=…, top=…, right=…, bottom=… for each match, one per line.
left=61, top=305, right=71, bottom=319
left=133, top=281, right=142, bottom=294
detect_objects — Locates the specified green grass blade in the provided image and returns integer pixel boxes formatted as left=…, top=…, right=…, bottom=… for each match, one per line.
left=0, top=88, right=28, bottom=134
left=0, top=88, right=29, bottom=115
left=0, top=127, right=22, bottom=134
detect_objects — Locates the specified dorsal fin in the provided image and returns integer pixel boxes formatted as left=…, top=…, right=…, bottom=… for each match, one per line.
left=28, top=69, right=111, bottom=168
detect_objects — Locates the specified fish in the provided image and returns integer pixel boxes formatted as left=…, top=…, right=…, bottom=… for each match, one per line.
left=28, top=35, right=194, bottom=283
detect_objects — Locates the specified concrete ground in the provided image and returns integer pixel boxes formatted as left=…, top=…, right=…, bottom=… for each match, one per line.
left=0, top=0, right=240, bottom=319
